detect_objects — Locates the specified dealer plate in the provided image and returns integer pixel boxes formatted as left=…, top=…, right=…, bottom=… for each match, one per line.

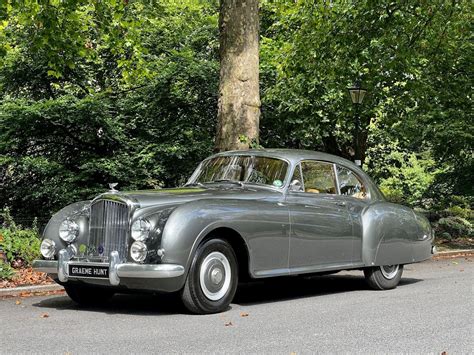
left=69, top=264, right=109, bottom=278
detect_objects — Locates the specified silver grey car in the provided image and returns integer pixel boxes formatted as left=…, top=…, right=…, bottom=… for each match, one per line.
left=33, top=149, right=434, bottom=314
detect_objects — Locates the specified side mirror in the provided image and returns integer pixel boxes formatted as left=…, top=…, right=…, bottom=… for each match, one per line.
left=289, top=179, right=303, bottom=192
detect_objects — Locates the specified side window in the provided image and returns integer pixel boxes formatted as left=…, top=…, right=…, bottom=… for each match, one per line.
left=301, top=161, right=337, bottom=194
left=336, top=165, right=368, bottom=199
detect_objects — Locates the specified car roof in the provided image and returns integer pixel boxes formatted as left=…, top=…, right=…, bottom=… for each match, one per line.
left=212, top=148, right=354, bottom=166
left=209, top=149, right=385, bottom=200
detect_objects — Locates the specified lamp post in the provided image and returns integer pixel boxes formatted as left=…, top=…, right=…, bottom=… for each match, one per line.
left=348, top=81, right=367, bottom=167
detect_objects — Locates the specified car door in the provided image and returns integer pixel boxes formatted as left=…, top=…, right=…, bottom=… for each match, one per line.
left=285, top=160, right=354, bottom=272
left=335, top=164, right=371, bottom=264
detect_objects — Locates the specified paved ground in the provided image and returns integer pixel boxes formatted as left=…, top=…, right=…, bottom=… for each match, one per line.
left=1, top=257, right=472, bottom=354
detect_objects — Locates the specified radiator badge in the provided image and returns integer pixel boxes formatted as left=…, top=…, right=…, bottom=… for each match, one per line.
left=98, top=245, right=104, bottom=255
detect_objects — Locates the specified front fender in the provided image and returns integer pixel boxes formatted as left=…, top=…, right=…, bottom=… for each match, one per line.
left=160, top=199, right=249, bottom=272
left=42, top=201, right=91, bottom=258
left=160, top=197, right=289, bottom=279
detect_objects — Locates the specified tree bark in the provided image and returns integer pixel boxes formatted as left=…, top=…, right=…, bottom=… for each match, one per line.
left=215, top=0, right=260, bottom=152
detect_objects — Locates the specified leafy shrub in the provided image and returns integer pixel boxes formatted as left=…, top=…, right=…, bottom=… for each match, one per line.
left=446, top=206, right=472, bottom=220
left=0, top=208, right=41, bottom=268
left=436, top=216, right=473, bottom=239
left=0, top=261, right=16, bottom=280
left=379, top=186, right=405, bottom=205
left=375, top=152, right=439, bottom=207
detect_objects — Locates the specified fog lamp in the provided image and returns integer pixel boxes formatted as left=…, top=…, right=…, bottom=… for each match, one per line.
left=40, top=239, right=56, bottom=259
left=130, top=241, right=147, bottom=262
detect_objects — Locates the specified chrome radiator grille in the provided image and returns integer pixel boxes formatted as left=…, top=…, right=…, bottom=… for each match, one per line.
left=89, top=200, right=129, bottom=260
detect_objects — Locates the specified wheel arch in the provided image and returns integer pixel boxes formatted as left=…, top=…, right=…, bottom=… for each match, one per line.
left=192, top=226, right=252, bottom=282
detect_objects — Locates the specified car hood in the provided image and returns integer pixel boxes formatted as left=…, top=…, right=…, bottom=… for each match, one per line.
left=98, top=185, right=282, bottom=210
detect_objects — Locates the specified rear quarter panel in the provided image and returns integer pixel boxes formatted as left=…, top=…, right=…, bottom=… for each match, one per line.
left=362, top=202, right=433, bottom=266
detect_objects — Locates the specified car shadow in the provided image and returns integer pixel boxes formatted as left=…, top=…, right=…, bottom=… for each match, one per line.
left=32, top=292, right=185, bottom=316
left=233, top=273, right=422, bottom=306
left=32, top=274, right=422, bottom=315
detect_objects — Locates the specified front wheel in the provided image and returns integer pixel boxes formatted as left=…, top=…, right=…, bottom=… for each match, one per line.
left=364, top=264, right=404, bottom=290
left=181, top=238, right=238, bottom=314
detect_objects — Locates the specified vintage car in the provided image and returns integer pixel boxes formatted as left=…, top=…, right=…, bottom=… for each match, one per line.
left=33, top=149, right=434, bottom=314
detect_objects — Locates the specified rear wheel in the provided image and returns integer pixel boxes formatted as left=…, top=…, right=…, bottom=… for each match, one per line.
left=64, top=285, right=115, bottom=306
left=364, top=264, right=404, bottom=290
left=181, top=238, right=238, bottom=314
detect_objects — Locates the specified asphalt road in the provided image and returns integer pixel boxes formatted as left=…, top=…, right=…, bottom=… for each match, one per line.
left=1, top=257, right=472, bottom=354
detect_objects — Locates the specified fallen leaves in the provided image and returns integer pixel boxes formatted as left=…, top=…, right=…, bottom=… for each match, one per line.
left=224, top=321, right=233, bottom=327
left=15, top=300, right=21, bottom=305
left=40, top=313, right=50, bottom=318
left=240, top=312, right=249, bottom=317
left=0, top=267, right=54, bottom=289
left=0, top=289, right=65, bottom=300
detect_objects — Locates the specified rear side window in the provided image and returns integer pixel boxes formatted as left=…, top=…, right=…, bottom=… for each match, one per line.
left=300, top=161, right=337, bottom=194
left=336, top=165, right=368, bottom=199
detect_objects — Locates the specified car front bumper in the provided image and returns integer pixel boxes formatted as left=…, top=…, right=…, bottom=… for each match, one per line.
left=32, top=250, right=185, bottom=289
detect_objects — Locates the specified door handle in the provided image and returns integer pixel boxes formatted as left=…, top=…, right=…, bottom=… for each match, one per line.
left=336, top=201, right=347, bottom=207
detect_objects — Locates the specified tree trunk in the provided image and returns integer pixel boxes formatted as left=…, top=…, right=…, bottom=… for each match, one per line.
left=215, top=0, right=260, bottom=152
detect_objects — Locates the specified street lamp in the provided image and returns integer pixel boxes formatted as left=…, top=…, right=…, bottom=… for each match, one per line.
left=347, top=81, right=367, bottom=167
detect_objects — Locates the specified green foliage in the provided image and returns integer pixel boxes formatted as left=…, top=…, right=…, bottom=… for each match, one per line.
left=0, top=261, right=16, bottom=281
left=0, top=0, right=472, bottom=222
left=260, top=0, right=473, bottom=203
left=436, top=216, right=473, bottom=239
left=446, top=206, right=473, bottom=220
left=375, top=151, right=439, bottom=207
left=0, top=1, right=218, bottom=222
left=0, top=208, right=41, bottom=267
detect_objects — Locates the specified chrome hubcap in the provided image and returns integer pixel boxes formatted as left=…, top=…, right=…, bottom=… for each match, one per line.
left=211, top=268, right=223, bottom=284
left=199, top=251, right=231, bottom=301
left=380, top=265, right=399, bottom=279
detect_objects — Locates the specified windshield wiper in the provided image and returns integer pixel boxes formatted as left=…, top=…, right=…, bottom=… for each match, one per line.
left=184, top=182, right=205, bottom=187
left=213, top=179, right=244, bottom=187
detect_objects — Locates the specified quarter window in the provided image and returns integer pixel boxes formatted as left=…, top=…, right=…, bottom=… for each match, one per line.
left=336, top=165, right=368, bottom=199
left=300, top=161, right=337, bottom=194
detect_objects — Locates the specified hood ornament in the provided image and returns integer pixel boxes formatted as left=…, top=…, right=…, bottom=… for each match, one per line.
left=108, top=183, right=119, bottom=192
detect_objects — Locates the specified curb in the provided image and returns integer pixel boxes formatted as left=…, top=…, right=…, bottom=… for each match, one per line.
left=433, top=249, right=474, bottom=259
left=0, top=284, right=64, bottom=297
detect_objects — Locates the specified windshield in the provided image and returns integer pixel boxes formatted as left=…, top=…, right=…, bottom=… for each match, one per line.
left=190, top=155, right=289, bottom=188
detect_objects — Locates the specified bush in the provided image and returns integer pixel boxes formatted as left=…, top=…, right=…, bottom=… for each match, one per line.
left=375, top=152, right=438, bottom=207
left=0, top=261, right=16, bottom=280
left=446, top=206, right=473, bottom=220
left=436, top=216, right=473, bottom=239
left=0, top=208, right=41, bottom=268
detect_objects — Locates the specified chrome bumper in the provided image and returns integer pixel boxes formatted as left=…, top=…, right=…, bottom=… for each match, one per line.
left=32, top=250, right=185, bottom=286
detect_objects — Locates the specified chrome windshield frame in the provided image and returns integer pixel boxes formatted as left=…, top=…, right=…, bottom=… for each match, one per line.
left=186, top=154, right=291, bottom=190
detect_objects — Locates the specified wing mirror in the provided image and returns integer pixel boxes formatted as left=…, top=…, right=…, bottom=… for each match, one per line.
left=289, top=179, right=303, bottom=192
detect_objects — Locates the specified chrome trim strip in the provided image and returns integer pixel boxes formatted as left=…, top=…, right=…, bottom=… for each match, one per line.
left=32, top=260, right=58, bottom=274
left=33, top=259, right=185, bottom=281
left=117, top=264, right=185, bottom=278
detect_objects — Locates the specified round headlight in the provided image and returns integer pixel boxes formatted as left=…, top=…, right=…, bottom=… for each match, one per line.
left=131, top=218, right=151, bottom=241
left=59, top=219, right=79, bottom=243
left=130, top=241, right=147, bottom=262
left=40, top=239, right=56, bottom=258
